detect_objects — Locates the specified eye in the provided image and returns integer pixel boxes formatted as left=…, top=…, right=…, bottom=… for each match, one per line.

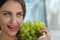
left=3, top=12, right=11, bottom=16
left=17, top=12, right=23, bottom=17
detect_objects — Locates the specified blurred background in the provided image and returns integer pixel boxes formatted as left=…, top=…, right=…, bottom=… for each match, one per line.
left=24, top=0, right=60, bottom=40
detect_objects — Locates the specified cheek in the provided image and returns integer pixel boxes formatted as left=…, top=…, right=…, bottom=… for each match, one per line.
left=17, top=17, right=23, bottom=24
left=0, top=17, right=10, bottom=26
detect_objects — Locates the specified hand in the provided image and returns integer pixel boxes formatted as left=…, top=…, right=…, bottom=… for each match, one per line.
left=37, top=27, right=51, bottom=40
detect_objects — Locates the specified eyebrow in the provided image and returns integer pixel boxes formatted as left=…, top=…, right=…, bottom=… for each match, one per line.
left=3, top=10, right=23, bottom=13
left=2, top=10, right=23, bottom=14
left=2, top=11, right=12, bottom=13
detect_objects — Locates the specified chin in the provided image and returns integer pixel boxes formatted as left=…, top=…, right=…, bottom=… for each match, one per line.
left=8, top=31, right=17, bottom=36
left=9, top=33, right=16, bottom=36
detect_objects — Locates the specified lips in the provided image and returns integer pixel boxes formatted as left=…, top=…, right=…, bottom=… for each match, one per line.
left=7, top=25, right=19, bottom=31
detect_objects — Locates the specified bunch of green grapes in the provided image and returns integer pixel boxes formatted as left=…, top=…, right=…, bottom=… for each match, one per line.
left=18, top=20, right=45, bottom=40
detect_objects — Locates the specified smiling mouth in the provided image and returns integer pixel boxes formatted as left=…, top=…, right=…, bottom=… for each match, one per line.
left=7, top=25, right=19, bottom=31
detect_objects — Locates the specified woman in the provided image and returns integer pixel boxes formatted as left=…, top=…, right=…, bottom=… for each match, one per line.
left=0, top=0, right=51, bottom=40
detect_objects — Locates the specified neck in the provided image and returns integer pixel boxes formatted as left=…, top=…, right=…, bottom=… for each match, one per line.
left=0, top=31, right=17, bottom=40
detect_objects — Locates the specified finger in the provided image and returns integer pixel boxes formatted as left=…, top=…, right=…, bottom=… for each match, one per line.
left=39, top=28, right=50, bottom=35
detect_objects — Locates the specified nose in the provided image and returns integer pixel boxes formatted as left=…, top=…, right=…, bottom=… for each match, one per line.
left=10, top=16, right=17, bottom=24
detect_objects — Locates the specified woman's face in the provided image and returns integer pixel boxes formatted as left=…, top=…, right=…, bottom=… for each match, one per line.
left=0, top=1, right=23, bottom=36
